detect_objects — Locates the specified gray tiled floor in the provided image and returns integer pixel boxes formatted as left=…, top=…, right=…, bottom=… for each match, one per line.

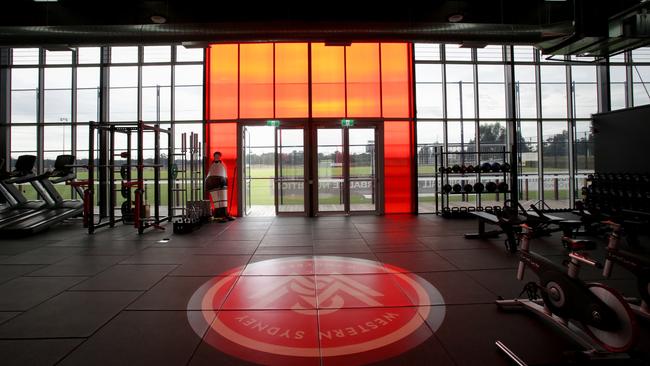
left=0, top=215, right=647, bottom=366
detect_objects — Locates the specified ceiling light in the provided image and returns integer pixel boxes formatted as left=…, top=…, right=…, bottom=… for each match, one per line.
left=447, top=14, right=464, bottom=23
left=150, top=15, right=167, bottom=24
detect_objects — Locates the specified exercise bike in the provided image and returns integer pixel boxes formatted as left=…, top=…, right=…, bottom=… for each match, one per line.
left=602, top=220, right=650, bottom=321
left=496, top=224, right=639, bottom=360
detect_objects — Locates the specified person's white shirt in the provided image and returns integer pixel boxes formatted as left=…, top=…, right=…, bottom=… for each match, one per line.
left=208, top=160, right=227, bottom=179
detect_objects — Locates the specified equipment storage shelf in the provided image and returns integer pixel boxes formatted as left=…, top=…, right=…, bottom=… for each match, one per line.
left=434, top=146, right=511, bottom=217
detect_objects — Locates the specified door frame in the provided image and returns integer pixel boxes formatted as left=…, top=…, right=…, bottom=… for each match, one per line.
left=310, top=120, right=384, bottom=216
left=238, top=120, right=384, bottom=217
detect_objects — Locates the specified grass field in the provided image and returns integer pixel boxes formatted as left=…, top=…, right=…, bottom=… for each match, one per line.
left=10, top=164, right=574, bottom=210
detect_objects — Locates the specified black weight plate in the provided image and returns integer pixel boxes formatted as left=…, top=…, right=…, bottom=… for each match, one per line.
left=121, top=185, right=130, bottom=199
left=120, top=165, right=129, bottom=180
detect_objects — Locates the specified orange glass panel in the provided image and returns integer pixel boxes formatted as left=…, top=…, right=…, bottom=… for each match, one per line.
left=275, top=43, right=309, bottom=118
left=207, top=122, right=239, bottom=216
left=240, top=43, right=274, bottom=119
left=381, top=43, right=412, bottom=118
left=311, top=43, right=345, bottom=118
left=208, top=45, right=239, bottom=120
left=384, top=121, right=413, bottom=213
left=346, top=43, right=381, bottom=117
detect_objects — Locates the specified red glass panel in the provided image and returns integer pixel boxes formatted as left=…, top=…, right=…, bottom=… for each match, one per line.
left=208, top=45, right=239, bottom=120
left=240, top=43, right=274, bottom=118
left=384, top=121, right=413, bottom=213
left=275, top=43, right=309, bottom=118
left=346, top=43, right=381, bottom=117
left=311, top=43, right=345, bottom=118
left=381, top=43, right=412, bottom=118
left=207, top=122, right=238, bottom=216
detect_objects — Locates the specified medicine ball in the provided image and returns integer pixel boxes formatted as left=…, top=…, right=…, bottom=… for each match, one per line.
left=452, top=183, right=462, bottom=193
left=473, top=182, right=485, bottom=193
left=486, top=181, right=497, bottom=193
left=443, top=184, right=452, bottom=193
left=464, top=183, right=473, bottom=193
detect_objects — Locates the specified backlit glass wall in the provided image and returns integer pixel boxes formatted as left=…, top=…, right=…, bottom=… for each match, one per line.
left=206, top=43, right=413, bottom=215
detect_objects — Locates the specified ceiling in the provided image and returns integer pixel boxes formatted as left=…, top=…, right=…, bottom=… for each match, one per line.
left=0, top=0, right=644, bottom=48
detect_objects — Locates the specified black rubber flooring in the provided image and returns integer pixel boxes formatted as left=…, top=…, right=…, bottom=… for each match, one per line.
left=0, top=215, right=648, bottom=365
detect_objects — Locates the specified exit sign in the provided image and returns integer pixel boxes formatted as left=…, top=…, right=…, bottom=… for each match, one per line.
left=341, top=119, right=355, bottom=127
left=266, top=120, right=280, bottom=127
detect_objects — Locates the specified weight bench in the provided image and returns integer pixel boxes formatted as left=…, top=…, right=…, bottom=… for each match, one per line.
left=464, top=212, right=504, bottom=239
left=465, top=210, right=526, bottom=252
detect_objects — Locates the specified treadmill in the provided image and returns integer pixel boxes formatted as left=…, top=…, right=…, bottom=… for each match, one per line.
left=0, top=155, right=48, bottom=225
left=0, top=155, right=84, bottom=235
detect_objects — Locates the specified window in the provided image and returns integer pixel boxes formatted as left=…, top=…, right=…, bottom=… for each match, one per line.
left=540, top=65, right=567, bottom=118
left=111, top=46, right=138, bottom=63
left=415, top=64, right=443, bottom=118
left=44, top=68, right=72, bottom=123
left=571, top=66, right=597, bottom=118
left=10, top=68, right=38, bottom=123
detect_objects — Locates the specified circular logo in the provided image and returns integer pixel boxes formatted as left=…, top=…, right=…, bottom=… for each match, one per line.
left=188, top=256, right=445, bottom=365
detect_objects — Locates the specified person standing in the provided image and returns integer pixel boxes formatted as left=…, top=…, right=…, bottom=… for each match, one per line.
left=205, top=151, right=235, bottom=223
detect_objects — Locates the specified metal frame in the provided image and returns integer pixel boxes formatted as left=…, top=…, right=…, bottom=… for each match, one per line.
left=83, top=120, right=173, bottom=234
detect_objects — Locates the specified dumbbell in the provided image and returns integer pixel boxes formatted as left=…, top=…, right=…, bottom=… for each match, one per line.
left=452, top=165, right=462, bottom=173
left=452, top=184, right=462, bottom=193
left=443, top=184, right=453, bottom=193
left=486, top=181, right=497, bottom=193
left=500, top=162, right=511, bottom=173
left=491, top=162, right=501, bottom=172
left=480, top=162, right=492, bottom=173
left=497, top=182, right=509, bottom=192
left=465, top=165, right=475, bottom=173
left=464, top=183, right=473, bottom=193
left=473, top=182, right=485, bottom=193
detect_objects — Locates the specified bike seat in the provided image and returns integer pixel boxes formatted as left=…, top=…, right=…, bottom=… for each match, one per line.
left=562, top=237, right=597, bottom=251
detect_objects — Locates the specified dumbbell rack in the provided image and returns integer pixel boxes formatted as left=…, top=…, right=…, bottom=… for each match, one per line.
left=434, top=146, right=511, bottom=217
left=584, top=172, right=650, bottom=215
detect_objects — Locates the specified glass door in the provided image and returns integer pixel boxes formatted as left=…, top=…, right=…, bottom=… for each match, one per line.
left=316, top=128, right=345, bottom=212
left=314, top=124, right=380, bottom=215
left=348, top=128, right=377, bottom=212
left=241, top=126, right=252, bottom=216
left=275, top=127, right=306, bottom=214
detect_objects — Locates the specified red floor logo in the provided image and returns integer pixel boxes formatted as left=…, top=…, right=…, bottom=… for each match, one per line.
left=188, top=256, right=445, bottom=365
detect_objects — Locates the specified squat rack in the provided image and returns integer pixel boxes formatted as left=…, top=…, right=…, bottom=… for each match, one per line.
left=79, top=120, right=174, bottom=234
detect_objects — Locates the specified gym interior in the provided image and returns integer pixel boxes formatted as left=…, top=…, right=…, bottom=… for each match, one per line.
left=0, top=1, right=650, bottom=365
